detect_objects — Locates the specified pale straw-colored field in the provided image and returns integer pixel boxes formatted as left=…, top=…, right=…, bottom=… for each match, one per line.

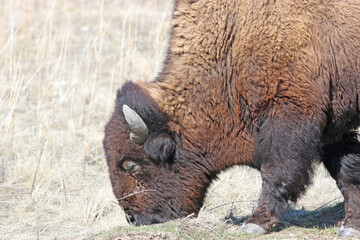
left=0, top=0, right=343, bottom=239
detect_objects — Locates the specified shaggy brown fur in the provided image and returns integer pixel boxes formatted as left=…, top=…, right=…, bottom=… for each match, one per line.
left=104, top=0, right=360, bottom=235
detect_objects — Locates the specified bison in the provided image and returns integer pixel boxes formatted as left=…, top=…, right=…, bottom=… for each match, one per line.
left=103, top=0, right=360, bottom=236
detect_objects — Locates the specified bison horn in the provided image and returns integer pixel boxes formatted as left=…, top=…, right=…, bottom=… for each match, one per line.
left=122, top=105, right=149, bottom=144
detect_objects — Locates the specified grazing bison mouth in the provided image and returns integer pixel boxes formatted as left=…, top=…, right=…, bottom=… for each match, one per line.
left=123, top=206, right=180, bottom=226
left=124, top=211, right=169, bottom=226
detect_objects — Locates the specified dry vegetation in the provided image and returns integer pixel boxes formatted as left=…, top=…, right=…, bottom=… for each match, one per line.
left=0, top=0, right=344, bottom=239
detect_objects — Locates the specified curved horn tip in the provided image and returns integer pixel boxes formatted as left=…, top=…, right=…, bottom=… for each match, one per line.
left=122, top=104, right=148, bottom=144
left=122, top=105, right=146, bottom=130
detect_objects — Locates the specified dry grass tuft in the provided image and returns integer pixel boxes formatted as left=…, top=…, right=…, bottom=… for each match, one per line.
left=0, top=1, right=343, bottom=239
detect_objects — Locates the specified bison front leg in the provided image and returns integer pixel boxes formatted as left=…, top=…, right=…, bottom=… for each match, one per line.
left=242, top=107, right=322, bottom=234
left=323, top=132, right=360, bottom=237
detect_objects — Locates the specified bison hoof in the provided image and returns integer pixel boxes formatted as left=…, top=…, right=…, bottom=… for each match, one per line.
left=338, top=226, right=360, bottom=237
left=241, top=223, right=267, bottom=235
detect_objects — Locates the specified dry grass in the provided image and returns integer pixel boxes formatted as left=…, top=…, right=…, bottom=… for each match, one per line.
left=0, top=0, right=343, bottom=239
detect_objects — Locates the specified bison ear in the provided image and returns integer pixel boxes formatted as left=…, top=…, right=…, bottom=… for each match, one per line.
left=144, top=133, right=175, bottom=163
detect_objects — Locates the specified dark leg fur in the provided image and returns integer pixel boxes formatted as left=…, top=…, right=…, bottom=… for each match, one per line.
left=244, top=108, right=321, bottom=233
left=323, top=132, right=360, bottom=235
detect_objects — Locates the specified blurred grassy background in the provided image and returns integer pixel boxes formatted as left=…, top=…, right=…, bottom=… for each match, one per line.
left=0, top=0, right=343, bottom=239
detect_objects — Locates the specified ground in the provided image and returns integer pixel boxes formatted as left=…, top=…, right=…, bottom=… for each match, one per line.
left=86, top=202, right=345, bottom=240
left=0, top=0, right=348, bottom=239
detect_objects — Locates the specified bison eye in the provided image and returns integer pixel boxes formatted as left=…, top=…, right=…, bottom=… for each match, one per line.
left=122, top=160, right=140, bottom=173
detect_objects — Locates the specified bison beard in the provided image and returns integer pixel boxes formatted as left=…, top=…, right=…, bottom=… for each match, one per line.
left=103, top=0, right=360, bottom=237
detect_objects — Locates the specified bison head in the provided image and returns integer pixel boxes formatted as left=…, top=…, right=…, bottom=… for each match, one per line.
left=103, top=82, right=213, bottom=225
